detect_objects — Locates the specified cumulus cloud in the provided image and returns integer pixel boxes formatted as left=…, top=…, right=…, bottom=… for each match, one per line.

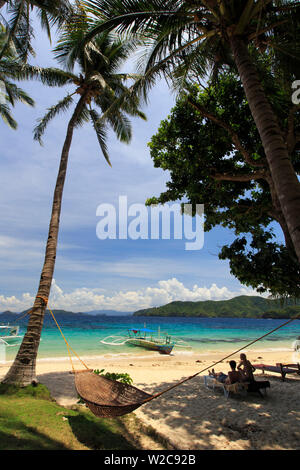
left=0, top=278, right=261, bottom=313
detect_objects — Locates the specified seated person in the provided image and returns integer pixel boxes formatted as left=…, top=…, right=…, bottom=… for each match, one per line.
left=237, top=353, right=256, bottom=382
left=209, top=360, right=242, bottom=385
left=208, top=369, right=228, bottom=383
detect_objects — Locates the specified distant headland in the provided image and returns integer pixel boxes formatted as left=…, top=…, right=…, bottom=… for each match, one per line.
left=133, top=295, right=300, bottom=319
left=1, top=295, right=300, bottom=319
left=0, top=309, right=131, bottom=317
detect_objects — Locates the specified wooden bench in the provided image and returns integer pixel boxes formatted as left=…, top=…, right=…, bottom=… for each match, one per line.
left=254, top=363, right=300, bottom=381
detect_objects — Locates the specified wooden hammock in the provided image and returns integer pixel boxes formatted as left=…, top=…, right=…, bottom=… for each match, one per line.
left=43, top=298, right=299, bottom=419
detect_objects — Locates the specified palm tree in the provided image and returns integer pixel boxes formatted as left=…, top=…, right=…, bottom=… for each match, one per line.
left=2, top=19, right=146, bottom=386
left=79, top=0, right=300, bottom=263
left=0, top=23, right=34, bottom=128
left=0, top=0, right=73, bottom=61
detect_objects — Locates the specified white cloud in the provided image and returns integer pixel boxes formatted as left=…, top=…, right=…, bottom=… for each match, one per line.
left=0, top=277, right=262, bottom=313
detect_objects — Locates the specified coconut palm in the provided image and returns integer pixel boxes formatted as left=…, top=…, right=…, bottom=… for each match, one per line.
left=0, top=24, right=34, bottom=128
left=2, top=19, right=146, bottom=385
left=0, top=0, right=73, bottom=61
left=79, top=0, right=300, bottom=263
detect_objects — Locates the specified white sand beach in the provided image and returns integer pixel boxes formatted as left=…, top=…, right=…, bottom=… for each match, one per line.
left=1, top=348, right=300, bottom=450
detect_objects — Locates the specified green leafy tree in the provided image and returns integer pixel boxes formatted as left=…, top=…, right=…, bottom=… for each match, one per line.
left=79, top=0, right=300, bottom=263
left=146, top=72, right=300, bottom=298
left=3, top=18, right=146, bottom=386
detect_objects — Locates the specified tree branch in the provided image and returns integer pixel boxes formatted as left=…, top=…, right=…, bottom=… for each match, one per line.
left=212, top=170, right=267, bottom=182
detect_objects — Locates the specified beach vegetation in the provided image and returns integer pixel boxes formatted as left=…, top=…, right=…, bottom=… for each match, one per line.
left=80, top=0, right=300, bottom=263
left=95, top=368, right=133, bottom=385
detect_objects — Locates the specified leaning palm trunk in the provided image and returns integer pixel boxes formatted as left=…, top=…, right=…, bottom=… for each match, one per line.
left=230, top=35, right=300, bottom=264
left=3, top=93, right=86, bottom=386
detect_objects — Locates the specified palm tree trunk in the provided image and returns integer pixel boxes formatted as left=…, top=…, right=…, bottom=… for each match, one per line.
left=2, top=94, right=86, bottom=386
left=230, top=35, right=300, bottom=263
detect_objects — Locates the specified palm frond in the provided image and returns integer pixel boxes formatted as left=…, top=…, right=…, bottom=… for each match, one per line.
left=0, top=101, right=17, bottom=129
left=36, top=8, right=52, bottom=42
left=107, top=107, right=132, bottom=142
left=33, top=0, right=74, bottom=29
left=89, top=107, right=111, bottom=166
left=0, top=60, right=75, bottom=86
left=74, top=101, right=90, bottom=127
left=3, top=78, right=35, bottom=106
left=34, top=93, right=74, bottom=144
left=0, top=0, right=28, bottom=60
left=1, top=0, right=73, bottom=61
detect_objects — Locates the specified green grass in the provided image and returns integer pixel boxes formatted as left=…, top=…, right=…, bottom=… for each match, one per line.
left=0, top=383, right=137, bottom=450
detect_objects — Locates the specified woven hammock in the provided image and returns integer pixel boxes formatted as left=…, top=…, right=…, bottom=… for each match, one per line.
left=75, top=370, right=153, bottom=418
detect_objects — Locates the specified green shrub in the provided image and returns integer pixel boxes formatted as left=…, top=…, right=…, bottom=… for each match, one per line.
left=94, top=369, right=133, bottom=385
left=0, top=383, right=52, bottom=400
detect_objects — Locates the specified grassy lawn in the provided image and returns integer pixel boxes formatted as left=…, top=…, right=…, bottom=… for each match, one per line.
left=0, top=383, right=139, bottom=450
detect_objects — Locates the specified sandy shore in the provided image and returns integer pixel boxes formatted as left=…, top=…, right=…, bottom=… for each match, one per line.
left=1, top=347, right=300, bottom=450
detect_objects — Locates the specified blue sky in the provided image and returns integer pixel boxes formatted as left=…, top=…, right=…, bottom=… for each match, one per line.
left=0, top=15, right=280, bottom=313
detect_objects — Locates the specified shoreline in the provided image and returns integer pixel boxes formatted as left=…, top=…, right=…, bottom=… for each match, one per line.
left=1, top=346, right=298, bottom=393
left=3, top=343, right=296, bottom=364
left=1, top=346, right=298, bottom=376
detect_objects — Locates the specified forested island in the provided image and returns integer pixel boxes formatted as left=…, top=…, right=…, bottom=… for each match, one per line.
left=133, top=296, right=300, bottom=319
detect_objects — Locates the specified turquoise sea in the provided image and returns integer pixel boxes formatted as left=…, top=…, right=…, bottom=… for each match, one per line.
left=2, top=313, right=300, bottom=362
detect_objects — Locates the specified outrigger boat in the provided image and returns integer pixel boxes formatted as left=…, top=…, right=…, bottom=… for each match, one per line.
left=101, top=327, right=179, bottom=355
left=0, top=325, right=23, bottom=347
left=126, top=328, right=175, bottom=354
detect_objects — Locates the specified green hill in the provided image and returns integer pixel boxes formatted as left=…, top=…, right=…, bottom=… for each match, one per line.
left=133, top=295, right=300, bottom=318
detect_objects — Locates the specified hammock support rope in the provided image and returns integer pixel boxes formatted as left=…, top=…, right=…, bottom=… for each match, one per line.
left=37, top=296, right=299, bottom=418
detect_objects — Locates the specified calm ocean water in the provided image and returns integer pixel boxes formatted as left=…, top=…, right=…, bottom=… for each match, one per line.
left=1, top=313, right=300, bottom=362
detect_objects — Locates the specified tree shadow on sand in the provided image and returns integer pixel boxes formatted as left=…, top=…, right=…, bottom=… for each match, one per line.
left=134, top=374, right=300, bottom=450
left=38, top=370, right=78, bottom=404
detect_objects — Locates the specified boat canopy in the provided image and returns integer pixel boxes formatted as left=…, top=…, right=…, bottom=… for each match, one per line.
left=129, top=328, right=154, bottom=333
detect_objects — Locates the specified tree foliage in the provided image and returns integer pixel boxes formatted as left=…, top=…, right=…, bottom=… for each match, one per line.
left=146, top=72, right=300, bottom=298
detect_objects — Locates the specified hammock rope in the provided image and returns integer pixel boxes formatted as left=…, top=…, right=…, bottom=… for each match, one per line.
left=37, top=296, right=91, bottom=373
left=35, top=295, right=300, bottom=417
